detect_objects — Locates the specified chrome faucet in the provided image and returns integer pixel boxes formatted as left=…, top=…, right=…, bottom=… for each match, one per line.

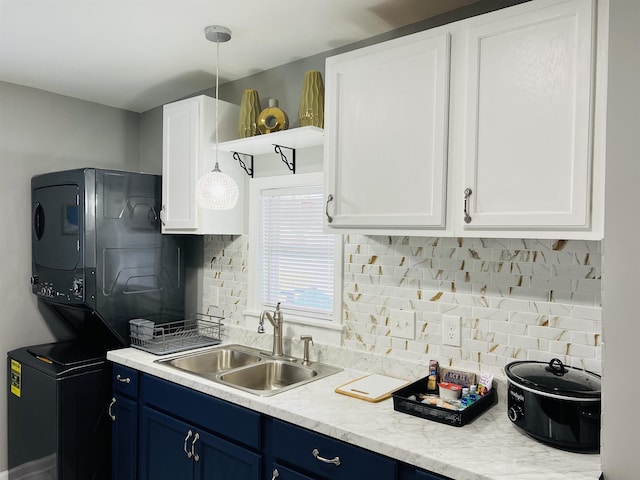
left=258, top=302, right=284, bottom=357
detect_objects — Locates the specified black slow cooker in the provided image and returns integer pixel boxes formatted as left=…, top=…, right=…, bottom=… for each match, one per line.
left=505, top=358, right=601, bottom=452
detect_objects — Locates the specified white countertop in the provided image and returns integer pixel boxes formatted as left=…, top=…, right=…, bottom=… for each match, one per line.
left=107, top=346, right=601, bottom=480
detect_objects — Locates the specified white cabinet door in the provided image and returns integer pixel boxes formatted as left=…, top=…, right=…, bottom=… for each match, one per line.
left=324, top=30, right=450, bottom=230
left=162, top=95, right=244, bottom=234
left=458, top=0, right=595, bottom=231
left=162, top=98, right=200, bottom=230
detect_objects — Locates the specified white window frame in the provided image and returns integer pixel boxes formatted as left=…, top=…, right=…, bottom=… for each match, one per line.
left=246, top=172, right=344, bottom=345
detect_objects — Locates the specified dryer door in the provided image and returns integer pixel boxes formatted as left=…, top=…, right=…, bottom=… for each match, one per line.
left=33, top=184, right=81, bottom=271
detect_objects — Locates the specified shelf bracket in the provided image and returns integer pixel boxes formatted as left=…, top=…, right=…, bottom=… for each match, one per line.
left=232, top=152, right=254, bottom=178
left=273, top=144, right=296, bottom=174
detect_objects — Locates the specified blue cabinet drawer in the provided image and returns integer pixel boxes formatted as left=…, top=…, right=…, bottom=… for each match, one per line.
left=112, top=364, right=139, bottom=398
left=270, top=418, right=396, bottom=479
left=398, top=462, right=453, bottom=480
left=140, top=374, right=261, bottom=450
left=269, top=463, right=315, bottom=480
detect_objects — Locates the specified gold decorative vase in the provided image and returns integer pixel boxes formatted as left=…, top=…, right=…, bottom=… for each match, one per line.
left=238, top=89, right=262, bottom=138
left=257, top=98, right=288, bottom=134
left=299, top=70, right=324, bottom=128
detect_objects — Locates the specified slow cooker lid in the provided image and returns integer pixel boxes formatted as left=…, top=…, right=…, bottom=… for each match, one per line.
left=505, top=358, right=601, bottom=399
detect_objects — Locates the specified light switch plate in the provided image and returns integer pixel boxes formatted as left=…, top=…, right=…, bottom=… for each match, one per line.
left=390, top=310, right=415, bottom=339
left=443, top=315, right=461, bottom=346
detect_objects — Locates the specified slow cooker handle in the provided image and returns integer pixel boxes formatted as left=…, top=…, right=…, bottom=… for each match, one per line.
left=546, top=358, right=566, bottom=376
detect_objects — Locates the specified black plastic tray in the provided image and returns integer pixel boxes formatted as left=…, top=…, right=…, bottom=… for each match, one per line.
left=392, top=376, right=497, bottom=427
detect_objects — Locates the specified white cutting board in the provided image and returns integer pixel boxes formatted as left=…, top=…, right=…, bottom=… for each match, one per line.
left=335, top=374, right=410, bottom=402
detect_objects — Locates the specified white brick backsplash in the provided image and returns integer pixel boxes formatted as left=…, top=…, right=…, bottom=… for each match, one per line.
left=570, top=305, right=601, bottom=320
left=489, top=320, right=528, bottom=335
left=509, top=312, right=549, bottom=326
left=570, top=331, right=601, bottom=347
left=508, top=334, right=544, bottom=350
left=203, top=234, right=602, bottom=375
left=528, top=325, right=570, bottom=341
left=549, top=316, right=597, bottom=332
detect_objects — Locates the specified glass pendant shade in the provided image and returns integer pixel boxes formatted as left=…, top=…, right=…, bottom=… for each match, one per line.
left=196, top=164, right=239, bottom=210
left=196, top=24, right=240, bottom=211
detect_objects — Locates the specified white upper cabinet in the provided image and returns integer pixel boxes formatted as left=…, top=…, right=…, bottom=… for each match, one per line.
left=455, top=0, right=596, bottom=234
left=161, top=95, right=245, bottom=234
left=323, top=0, right=604, bottom=239
left=324, top=30, right=451, bottom=231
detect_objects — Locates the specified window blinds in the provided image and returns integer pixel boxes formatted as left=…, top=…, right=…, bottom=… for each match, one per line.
left=260, top=186, right=334, bottom=320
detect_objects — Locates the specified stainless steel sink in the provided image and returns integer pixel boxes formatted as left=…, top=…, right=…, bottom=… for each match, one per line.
left=159, top=345, right=263, bottom=377
left=156, top=344, right=342, bottom=396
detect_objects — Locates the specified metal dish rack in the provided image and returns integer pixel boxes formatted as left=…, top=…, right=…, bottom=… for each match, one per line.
left=130, top=313, right=225, bottom=355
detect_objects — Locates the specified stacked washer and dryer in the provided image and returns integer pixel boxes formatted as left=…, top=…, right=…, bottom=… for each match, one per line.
left=7, top=168, right=186, bottom=479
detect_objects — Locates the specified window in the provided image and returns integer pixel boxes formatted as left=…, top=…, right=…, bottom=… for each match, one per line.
left=249, top=173, right=342, bottom=327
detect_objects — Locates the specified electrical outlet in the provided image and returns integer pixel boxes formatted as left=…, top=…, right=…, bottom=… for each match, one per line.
left=390, top=310, right=415, bottom=340
left=443, top=315, right=461, bottom=346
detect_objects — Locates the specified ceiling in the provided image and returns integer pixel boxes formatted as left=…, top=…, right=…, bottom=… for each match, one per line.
left=0, top=0, right=478, bottom=113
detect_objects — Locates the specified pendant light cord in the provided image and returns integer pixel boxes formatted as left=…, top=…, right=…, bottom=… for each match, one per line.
left=214, top=39, right=220, bottom=171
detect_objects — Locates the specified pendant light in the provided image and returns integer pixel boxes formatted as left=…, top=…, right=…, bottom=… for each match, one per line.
left=196, top=25, right=239, bottom=210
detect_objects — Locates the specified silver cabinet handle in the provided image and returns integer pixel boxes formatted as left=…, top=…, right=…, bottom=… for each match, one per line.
left=191, top=432, right=200, bottom=462
left=463, top=188, right=473, bottom=224
left=108, top=397, right=116, bottom=421
left=160, top=205, right=166, bottom=226
left=183, top=430, right=193, bottom=458
left=325, top=194, right=334, bottom=223
left=312, top=448, right=341, bottom=466
left=116, top=374, right=131, bottom=384
left=271, top=469, right=279, bottom=480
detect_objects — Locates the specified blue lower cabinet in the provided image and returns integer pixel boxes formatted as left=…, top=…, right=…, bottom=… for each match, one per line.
left=111, top=364, right=139, bottom=480
left=267, top=418, right=396, bottom=479
left=139, top=373, right=262, bottom=479
left=139, top=406, right=194, bottom=480
left=416, top=471, right=452, bottom=480
left=115, top=368, right=452, bottom=480
left=398, top=462, right=454, bottom=480
left=110, top=394, right=137, bottom=480
left=269, top=463, right=316, bottom=480
left=138, top=405, right=261, bottom=480
left=195, top=427, right=261, bottom=480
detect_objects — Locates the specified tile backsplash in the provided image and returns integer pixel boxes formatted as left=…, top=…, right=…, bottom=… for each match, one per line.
left=203, top=234, right=602, bottom=376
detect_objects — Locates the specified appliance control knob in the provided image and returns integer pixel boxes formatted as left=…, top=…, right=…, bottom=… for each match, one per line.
left=508, top=406, right=523, bottom=422
left=72, top=278, right=83, bottom=297
left=30, top=275, right=39, bottom=286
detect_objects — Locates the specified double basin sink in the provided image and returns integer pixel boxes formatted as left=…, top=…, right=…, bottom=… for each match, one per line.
left=156, top=344, right=342, bottom=396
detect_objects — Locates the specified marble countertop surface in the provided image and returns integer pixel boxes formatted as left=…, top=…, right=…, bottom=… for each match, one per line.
left=107, top=344, right=601, bottom=480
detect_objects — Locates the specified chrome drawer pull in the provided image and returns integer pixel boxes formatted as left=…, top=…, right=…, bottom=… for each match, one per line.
left=312, top=448, right=341, bottom=466
left=271, top=469, right=280, bottom=480
left=463, top=188, right=473, bottom=224
left=325, top=194, right=334, bottom=223
left=183, top=430, right=193, bottom=458
left=108, top=397, right=116, bottom=421
left=116, top=374, right=131, bottom=384
left=191, top=432, right=200, bottom=462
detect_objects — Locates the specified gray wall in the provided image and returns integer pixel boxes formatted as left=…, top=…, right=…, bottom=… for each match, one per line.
left=0, top=81, right=140, bottom=472
left=601, top=1, right=640, bottom=478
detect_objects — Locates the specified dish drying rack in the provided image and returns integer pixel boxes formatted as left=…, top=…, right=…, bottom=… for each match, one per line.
left=129, top=313, right=225, bottom=355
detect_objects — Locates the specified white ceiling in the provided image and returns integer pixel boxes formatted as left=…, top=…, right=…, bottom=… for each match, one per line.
left=0, top=0, right=478, bottom=113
